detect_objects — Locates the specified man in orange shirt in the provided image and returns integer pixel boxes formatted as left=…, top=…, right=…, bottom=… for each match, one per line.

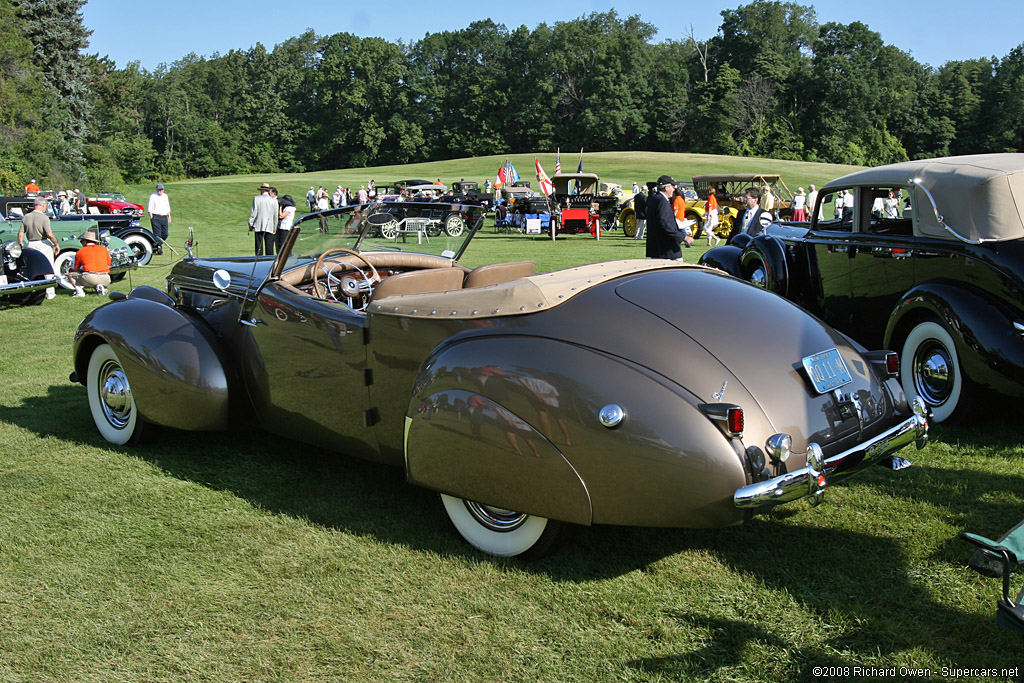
left=69, top=231, right=111, bottom=297
left=25, top=178, right=40, bottom=195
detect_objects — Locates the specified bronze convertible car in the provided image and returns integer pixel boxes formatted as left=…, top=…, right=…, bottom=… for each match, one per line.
left=71, top=201, right=928, bottom=558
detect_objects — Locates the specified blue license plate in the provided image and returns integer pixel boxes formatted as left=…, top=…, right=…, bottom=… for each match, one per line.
left=802, top=348, right=853, bottom=394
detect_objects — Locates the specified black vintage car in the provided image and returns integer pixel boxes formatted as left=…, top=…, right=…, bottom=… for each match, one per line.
left=700, top=153, right=1024, bottom=423
left=0, top=237, right=59, bottom=305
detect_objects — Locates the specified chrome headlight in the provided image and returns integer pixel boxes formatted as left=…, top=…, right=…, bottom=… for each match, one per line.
left=4, top=240, right=23, bottom=259
left=99, top=229, right=112, bottom=245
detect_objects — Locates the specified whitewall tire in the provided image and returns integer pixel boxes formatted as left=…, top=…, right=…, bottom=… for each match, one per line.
left=440, top=494, right=565, bottom=560
left=900, top=320, right=965, bottom=423
left=87, top=343, right=146, bottom=445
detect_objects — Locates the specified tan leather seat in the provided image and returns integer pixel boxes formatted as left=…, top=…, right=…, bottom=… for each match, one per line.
left=369, top=267, right=465, bottom=302
left=464, top=261, right=535, bottom=288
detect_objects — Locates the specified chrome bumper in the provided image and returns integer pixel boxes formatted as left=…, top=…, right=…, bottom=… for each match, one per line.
left=734, top=402, right=928, bottom=509
left=0, top=274, right=59, bottom=296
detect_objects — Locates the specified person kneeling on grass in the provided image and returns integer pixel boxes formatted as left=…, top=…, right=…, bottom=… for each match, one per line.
left=70, top=231, right=111, bottom=297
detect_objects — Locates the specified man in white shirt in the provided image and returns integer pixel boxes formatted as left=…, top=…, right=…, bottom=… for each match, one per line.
left=147, top=183, right=171, bottom=244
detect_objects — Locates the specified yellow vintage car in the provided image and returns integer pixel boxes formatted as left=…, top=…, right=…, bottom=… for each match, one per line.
left=689, top=174, right=796, bottom=238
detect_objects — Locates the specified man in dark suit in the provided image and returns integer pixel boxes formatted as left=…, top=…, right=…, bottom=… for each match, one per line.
left=729, top=186, right=774, bottom=240
left=645, top=175, right=687, bottom=260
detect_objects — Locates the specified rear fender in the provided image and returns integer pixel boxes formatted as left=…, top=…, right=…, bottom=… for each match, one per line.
left=73, top=297, right=230, bottom=430
left=404, top=337, right=750, bottom=528
left=741, top=235, right=790, bottom=298
left=885, top=282, right=1024, bottom=397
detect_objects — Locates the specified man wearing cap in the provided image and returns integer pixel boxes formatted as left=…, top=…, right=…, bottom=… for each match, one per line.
left=17, top=196, right=60, bottom=300
left=147, top=183, right=171, bottom=245
left=645, top=175, right=689, bottom=260
left=249, top=182, right=278, bottom=256
left=25, top=178, right=40, bottom=195
left=69, top=231, right=111, bottom=297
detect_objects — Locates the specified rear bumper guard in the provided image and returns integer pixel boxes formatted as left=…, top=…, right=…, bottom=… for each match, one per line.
left=734, top=400, right=928, bottom=509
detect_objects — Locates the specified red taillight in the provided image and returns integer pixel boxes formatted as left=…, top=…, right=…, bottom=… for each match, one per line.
left=886, top=351, right=899, bottom=376
left=727, top=407, right=744, bottom=436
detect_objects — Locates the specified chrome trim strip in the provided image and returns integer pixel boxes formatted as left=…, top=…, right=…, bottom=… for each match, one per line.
left=0, top=274, right=60, bottom=295
left=733, top=413, right=928, bottom=509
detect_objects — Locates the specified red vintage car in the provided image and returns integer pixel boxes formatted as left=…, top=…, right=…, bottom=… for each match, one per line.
left=87, top=193, right=144, bottom=217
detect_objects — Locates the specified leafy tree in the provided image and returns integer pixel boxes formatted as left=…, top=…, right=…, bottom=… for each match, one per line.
left=13, top=0, right=92, bottom=169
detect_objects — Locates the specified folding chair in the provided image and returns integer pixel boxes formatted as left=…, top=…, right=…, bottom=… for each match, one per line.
left=960, top=519, right=1024, bottom=637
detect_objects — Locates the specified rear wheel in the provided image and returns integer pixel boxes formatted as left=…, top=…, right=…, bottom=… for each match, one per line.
left=621, top=210, right=637, bottom=238
left=440, top=494, right=567, bottom=560
left=900, top=320, right=967, bottom=423
left=87, top=343, right=147, bottom=445
left=444, top=214, right=465, bottom=237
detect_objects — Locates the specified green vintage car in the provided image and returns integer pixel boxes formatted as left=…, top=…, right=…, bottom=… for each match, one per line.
left=0, top=218, right=138, bottom=288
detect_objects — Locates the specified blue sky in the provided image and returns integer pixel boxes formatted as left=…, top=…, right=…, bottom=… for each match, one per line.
left=84, top=0, right=1020, bottom=72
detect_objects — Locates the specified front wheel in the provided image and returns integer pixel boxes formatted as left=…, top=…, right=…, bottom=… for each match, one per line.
left=54, top=250, right=76, bottom=289
left=900, top=320, right=966, bottom=423
left=440, top=494, right=567, bottom=560
left=123, top=234, right=154, bottom=266
left=87, top=343, right=147, bottom=445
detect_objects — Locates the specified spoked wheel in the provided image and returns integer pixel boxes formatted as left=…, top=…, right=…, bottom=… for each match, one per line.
left=440, top=494, right=568, bottom=560
left=123, top=234, right=154, bottom=266
left=444, top=214, right=466, bottom=237
left=716, top=213, right=733, bottom=239
left=622, top=211, right=637, bottom=238
left=87, top=343, right=147, bottom=445
left=900, top=320, right=967, bottom=423
left=379, top=219, right=399, bottom=239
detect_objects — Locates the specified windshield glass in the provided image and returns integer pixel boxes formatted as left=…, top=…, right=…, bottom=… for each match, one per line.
left=277, top=201, right=486, bottom=275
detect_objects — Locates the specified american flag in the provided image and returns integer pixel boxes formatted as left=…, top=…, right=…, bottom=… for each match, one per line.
left=555, top=149, right=561, bottom=175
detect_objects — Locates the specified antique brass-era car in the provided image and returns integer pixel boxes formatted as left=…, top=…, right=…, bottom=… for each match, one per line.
left=700, top=154, right=1024, bottom=423
left=689, top=174, right=795, bottom=238
left=71, top=201, right=927, bottom=558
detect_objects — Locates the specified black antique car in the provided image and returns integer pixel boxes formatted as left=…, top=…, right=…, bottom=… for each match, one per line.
left=71, top=201, right=927, bottom=558
left=0, top=237, right=59, bottom=305
left=700, top=153, right=1024, bottom=423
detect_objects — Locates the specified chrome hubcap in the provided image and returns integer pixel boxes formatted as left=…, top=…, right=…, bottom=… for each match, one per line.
left=749, top=267, right=768, bottom=288
left=98, top=359, right=133, bottom=428
left=464, top=501, right=528, bottom=532
left=914, top=342, right=952, bottom=404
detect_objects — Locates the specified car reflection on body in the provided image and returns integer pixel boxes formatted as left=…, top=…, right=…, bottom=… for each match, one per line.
left=700, top=153, right=1024, bottom=424
left=70, top=200, right=927, bottom=558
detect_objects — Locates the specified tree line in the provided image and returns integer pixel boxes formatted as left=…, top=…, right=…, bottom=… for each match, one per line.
left=2, top=0, right=1023, bottom=194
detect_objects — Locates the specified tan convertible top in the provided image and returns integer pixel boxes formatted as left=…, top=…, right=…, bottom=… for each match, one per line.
left=369, top=259, right=688, bottom=319
left=828, top=153, right=1024, bottom=242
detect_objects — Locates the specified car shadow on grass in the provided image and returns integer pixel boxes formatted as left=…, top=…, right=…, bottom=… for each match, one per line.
left=7, top=384, right=1021, bottom=671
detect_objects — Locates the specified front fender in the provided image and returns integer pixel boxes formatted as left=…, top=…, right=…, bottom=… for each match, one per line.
left=698, top=243, right=743, bottom=278
left=73, top=297, right=231, bottom=430
left=404, top=336, right=750, bottom=528
left=885, top=281, right=1024, bottom=397
left=21, top=246, right=56, bottom=279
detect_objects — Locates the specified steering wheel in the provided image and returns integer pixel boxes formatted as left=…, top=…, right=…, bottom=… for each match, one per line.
left=313, top=248, right=380, bottom=299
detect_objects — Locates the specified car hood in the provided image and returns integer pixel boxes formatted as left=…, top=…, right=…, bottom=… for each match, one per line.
left=613, top=268, right=894, bottom=453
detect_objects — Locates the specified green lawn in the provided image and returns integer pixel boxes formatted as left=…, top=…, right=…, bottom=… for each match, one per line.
left=1, top=152, right=1021, bottom=682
